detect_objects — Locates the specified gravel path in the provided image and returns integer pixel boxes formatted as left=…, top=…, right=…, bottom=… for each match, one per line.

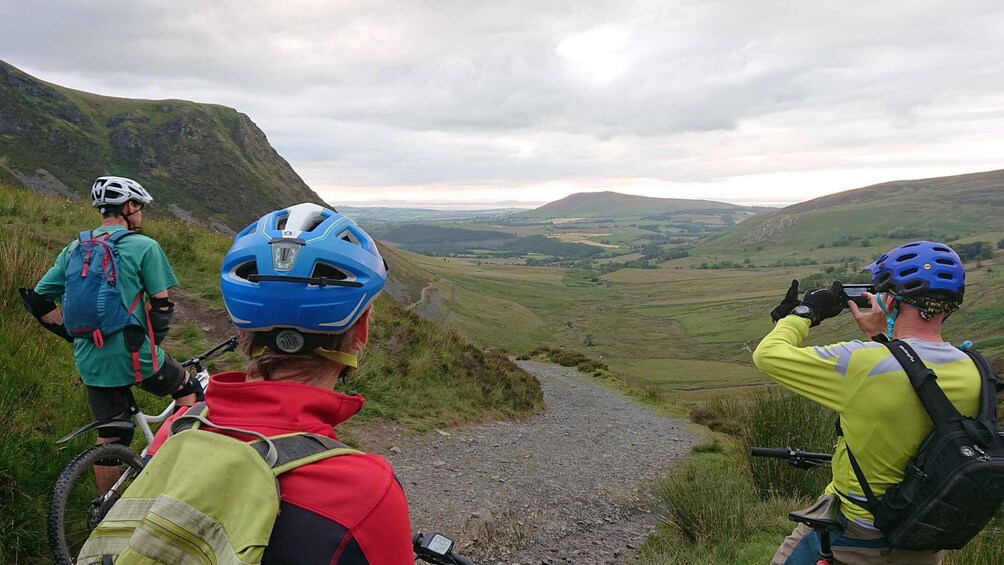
left=382, top=361, right=696, bottom=564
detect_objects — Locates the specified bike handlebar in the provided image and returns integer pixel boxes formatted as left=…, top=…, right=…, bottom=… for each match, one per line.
left=181, top=335, right=240, bottom=369
left=750, top=447, right=794, bottom=459
left=751, top=446, right=832, bottom=469
left=413, top=532, right=477, bottom=565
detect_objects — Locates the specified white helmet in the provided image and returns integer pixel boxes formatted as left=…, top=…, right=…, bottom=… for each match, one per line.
left=91, top=176, right=153, bottom=211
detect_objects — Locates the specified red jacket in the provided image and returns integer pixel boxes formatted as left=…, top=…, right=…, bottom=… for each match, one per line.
left=148, top=372, right=413, bottom=564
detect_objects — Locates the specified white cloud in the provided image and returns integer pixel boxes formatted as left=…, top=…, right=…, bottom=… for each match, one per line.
left=2, top=0, right=1003, bottom=205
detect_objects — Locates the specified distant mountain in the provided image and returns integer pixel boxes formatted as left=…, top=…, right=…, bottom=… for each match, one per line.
left=0, top=60, right=323, bottom=231
left=697, top=168, right=1004, bottom=254
left=524, top=191, right=742, bottom=218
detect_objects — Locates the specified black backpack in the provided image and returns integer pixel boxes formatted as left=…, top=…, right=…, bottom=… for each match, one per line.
left=843, top=340, right=1004, bottom=551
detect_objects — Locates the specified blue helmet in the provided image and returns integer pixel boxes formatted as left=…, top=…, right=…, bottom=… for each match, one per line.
left=221, top=203, right=387, bottom=333
left=865, top=241, right=965, bottom=302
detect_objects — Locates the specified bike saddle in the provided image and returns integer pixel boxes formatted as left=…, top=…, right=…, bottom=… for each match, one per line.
left=789, top=493, right=843, bottom=531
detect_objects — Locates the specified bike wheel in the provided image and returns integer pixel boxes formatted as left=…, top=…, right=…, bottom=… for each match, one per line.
left=47, top=443, right=145, bottom=564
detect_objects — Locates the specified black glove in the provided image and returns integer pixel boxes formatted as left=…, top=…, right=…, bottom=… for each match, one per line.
left=19, top=287, right=56, bottom=318
left=148, top=296, right=175, bottom=345
left=770, top=279, right=800, bottom=322
left=800, top=281, right=846, bottom=327
left=18, top=288, right=73, bottom=342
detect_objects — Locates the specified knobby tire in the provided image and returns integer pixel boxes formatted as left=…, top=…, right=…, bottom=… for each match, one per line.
left=48, top=443, right=145, bottom=565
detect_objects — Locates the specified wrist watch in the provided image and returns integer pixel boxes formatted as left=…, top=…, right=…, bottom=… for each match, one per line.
left=791, top=305, right=814, bottom=321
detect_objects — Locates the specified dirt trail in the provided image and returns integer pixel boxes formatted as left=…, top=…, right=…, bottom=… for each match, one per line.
left=360, top=361, right=696, bottom=564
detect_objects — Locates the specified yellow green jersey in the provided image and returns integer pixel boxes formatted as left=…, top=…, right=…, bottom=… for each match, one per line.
left=753, top=315, right=981, bottom=526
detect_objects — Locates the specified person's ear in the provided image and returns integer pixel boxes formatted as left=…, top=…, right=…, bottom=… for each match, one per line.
left=347, top=307, right=371, bottom=351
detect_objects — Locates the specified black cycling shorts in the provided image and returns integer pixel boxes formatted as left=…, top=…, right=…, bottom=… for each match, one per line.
left=85, top=354, right=187, bottom=420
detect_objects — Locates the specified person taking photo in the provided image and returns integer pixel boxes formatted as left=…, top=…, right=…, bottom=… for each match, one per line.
left=754, top=241, right=993, bottom=564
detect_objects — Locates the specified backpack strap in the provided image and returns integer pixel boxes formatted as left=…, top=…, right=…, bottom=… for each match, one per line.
left=78, top=230, right=93, bottom=244
left=104, top=229, right=156, bottom=376
left=962, top=350, right=1002, bottom=442
left=169, top=402, right=209, bottom=432
left=250, top=433, right=363, bottom=476
left=841, top=448, right=879, bottom=511
left=883, top=340, right=965, bottom=426
left=105, top=229, right=137, bottom=246
left=168, top=408, right=361, bottom=471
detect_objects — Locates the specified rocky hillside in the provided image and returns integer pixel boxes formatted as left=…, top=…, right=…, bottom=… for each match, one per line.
left=0, top=60, right=323, bottom=231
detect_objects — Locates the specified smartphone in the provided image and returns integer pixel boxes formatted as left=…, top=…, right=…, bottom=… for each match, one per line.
left=841, top=283, right=875, bottom=308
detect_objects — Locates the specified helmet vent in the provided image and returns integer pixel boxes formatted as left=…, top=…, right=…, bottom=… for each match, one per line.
left=903, top=280, right=925, bottom=290
left=276, top=216, right=288, bottom=231
left=937, top=273, right=955, bottom=280
left=235, top=261, right=259, bottom=281
left=304, top=217, right=325, bottom=232
left=895, top=253, right=918, bottom=262
left=933, top=246, right=951, bottom=253
left=935, top=258, right=955, bottom=265
left=336, top=230, right=361, bottom=246
left=899, top=267, right=919, bottom=277
left=311, top=262, right=348, bottom=282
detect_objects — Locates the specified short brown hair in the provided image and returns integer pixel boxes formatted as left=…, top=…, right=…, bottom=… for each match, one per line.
left=239, top=331, right=350, bottom=382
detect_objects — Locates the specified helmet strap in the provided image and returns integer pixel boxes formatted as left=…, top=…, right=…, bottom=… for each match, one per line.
left=313, top=347, right=358, bottom=371
left=122, top=203, right=142, bottom=232
left=251, top=338, right=359, bottom=377
left=877, top=292, right=899, bottom=339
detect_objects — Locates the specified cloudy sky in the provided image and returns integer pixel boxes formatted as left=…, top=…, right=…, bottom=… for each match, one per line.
left=3, top=1, right=1003, bottom=207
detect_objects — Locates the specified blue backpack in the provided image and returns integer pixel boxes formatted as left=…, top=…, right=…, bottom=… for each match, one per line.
left=62, top=230, right=146, bottom=351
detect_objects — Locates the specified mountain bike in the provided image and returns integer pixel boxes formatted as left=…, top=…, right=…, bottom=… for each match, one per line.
left=751, top=447, right=838, bottom=565
left=47, top=336, right=239, bottom=565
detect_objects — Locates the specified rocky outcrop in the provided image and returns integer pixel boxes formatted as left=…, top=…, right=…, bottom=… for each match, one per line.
left=0, top=59, right=324, bottom=230
left=738, top=214, right=797, bottom=243
left=9, top=168, right=76, bottom=199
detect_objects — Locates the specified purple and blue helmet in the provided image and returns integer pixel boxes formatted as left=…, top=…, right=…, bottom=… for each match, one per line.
left=865, top=241, right=965, bottom=303
left=221, top=203, right=387, bottom=333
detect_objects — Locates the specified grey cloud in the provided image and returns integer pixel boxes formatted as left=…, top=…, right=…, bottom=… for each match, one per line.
left=2, top=1, right=1004, bottom=195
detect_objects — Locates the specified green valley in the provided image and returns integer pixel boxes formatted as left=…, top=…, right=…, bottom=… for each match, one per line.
left=385, top=171, right=1004, bottom=405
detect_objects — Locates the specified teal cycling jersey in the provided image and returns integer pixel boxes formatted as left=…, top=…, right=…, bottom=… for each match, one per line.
left=35, top=225, right=179, bottom=387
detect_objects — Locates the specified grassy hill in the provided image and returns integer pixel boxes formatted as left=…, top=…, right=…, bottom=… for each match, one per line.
left=692, top=168, right=1004, bottom=265
left=0, top=60, right=323, bottom=231
left=523, top=191, right=744, bottom=218
left=0, top=182, right=543, bottom=563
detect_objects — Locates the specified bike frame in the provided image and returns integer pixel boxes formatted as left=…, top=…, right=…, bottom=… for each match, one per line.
left=56, top=336, right=234, bottom=451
